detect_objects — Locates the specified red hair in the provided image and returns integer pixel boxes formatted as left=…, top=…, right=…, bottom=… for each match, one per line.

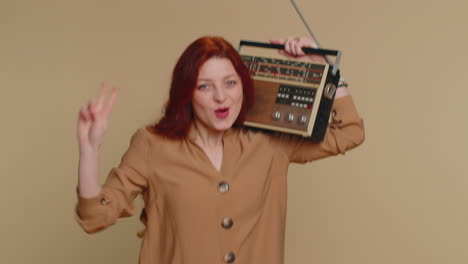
left=154, top=36, right=254, bottom=138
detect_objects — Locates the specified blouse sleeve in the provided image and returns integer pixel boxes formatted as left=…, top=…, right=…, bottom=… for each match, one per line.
left=270, top=95, right=365, bottom=163
left=75, top=128, right=149, bottom=234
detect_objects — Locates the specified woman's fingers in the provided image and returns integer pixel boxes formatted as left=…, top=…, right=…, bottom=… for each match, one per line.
left=270, top=39, right=292, bottom=58
left=83, top=84, right=118, bottom=120
left=269, top=38, right=284, bottom=45
left=285, top=36, right=295, bottom=55
left=271, top=38, right=308, bottom=58
left=87, top=99, right=98, bottom=121
left=102, top=87, right=117, bottom=118
left=298, top=38, right=328, bottom=63
left=79, top=106, right=92, bottom=121
left=76, top=83, right=118, bottom=149
left=290, top=37, right=302, bottom=56
left=294, top=41, right=305, bottom=56
left=95, top=82, right=108, bottom=112
left=277, top=37, right=327, bottom=63
left=283, top=36, right=307, bottom=57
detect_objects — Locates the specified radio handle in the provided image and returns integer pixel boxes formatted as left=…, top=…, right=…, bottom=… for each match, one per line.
left=238, top=40, right=342, bottom=76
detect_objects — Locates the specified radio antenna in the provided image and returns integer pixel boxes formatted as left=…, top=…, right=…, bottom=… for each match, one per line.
left=290, top=0, right=322, bottom=48
left=290, top=0, right=338, bottom=69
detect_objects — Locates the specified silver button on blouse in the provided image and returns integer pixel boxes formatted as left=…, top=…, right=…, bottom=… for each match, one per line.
left=224, top=251, right=235, bottom=263
left=221, top=217, right=233, bottom=229
left=218, top=181, right=230, bottom=193
left=100, top=197, right=109, bottom=205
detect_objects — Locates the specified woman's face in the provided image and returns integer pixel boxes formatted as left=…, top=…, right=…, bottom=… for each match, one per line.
left=192, top=57, right=243, bottom=134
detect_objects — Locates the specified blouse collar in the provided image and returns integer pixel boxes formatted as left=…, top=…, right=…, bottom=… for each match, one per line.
left=186, top=123, right=236, bottom=145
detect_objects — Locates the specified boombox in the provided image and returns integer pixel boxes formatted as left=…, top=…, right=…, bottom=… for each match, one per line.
left=238, top=41, right=342, bottom=141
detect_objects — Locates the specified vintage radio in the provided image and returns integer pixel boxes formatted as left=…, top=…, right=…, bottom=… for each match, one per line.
left=238, top=40, right=342, bottom=141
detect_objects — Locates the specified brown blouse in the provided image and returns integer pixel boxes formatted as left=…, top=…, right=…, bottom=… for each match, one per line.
left=76, top=96, right=365, bottom=264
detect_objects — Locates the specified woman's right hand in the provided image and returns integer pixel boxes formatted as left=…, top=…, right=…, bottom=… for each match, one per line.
left=77, top=83, right=117, bottom=152
left=270, top=37, right=327, bottom=64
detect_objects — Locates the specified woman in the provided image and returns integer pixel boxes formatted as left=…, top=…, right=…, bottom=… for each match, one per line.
left=76, top=36, right=364, bottom=264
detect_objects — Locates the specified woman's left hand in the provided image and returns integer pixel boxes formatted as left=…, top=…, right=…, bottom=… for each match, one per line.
left=270, top=37, right=327, bottom=64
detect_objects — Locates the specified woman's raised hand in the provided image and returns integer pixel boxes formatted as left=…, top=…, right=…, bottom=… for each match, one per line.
left=77, top=83, right=117, bottom=151
left=270, top=37, right=327, bottom=64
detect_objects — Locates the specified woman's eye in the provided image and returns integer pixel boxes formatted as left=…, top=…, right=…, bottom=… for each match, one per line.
left=198, top=83, right=209, bottom=90
left=226, top=80, right=236, bottom=87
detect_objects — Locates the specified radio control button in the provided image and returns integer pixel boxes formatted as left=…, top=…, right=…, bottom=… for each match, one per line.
left=299, top=115, right=307, bottom=125
left=272, top=111, right=281, bottom=120
left=287, top=113, right=295, bottom=122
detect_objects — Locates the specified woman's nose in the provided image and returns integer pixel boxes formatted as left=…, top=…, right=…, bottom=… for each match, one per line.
left=213, top=86, right=226, bottom=102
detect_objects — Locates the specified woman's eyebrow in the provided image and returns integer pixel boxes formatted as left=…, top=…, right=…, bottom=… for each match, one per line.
left=197, top=73, right=237, bottom=82
left=223, top=74, right=237, bottom=79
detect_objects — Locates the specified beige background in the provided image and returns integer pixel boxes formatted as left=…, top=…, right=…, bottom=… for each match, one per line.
left=1, top=0, right=467, bottom=263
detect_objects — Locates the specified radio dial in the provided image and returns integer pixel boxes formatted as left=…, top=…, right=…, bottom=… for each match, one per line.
left=287, top=113, right=295, bottom=122
left=299, top=115, right=307, bottom=125
left=272, top=111, right=281, bottom=120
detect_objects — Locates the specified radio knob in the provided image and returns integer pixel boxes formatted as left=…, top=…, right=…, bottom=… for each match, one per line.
left=287, top=113, right=295, bottom=122
left=272, top=111, right=281, bottom=120
left=299, top=115, right=307, bottom=125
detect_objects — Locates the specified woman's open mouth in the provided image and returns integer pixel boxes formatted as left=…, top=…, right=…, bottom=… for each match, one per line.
left=215, top=107, right=230, bottom=119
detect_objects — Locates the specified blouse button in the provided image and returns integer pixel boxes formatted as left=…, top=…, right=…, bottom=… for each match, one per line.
left=218, top=181, right=230, bottom=193
left=221, top=217, right=233, bottom=229
left=100, top=197, right=109, bottom=205
left=224, top=251, right=236, bottom=263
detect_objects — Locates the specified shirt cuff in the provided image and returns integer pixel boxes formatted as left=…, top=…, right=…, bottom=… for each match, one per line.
left=330, top=96, right=361, bottom=127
